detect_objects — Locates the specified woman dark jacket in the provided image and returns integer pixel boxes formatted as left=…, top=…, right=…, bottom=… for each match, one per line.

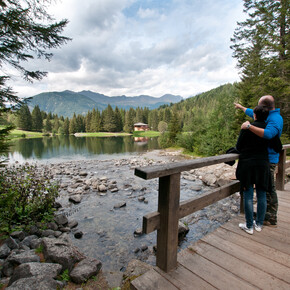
left=236, top=120, right=271, bottom=191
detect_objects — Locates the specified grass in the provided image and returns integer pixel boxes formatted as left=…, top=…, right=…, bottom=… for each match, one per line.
left=8, top=129, right=45, bottom=139
left=74, top=132, right=132, bottom=137
left=132, top=130, right=160, bottom=137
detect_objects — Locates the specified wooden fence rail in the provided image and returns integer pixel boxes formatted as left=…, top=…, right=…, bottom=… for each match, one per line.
left=134, top=144, right=290, bottom=273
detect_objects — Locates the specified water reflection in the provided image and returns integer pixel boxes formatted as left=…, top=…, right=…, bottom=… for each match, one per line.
left=8, top=136, right=160, bottom=163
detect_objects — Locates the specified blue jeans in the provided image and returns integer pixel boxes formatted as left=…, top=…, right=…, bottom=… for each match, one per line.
left=243, top=185, right=266, bottom=228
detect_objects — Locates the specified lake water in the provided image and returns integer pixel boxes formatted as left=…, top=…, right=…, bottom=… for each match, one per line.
left=7, top=135, right=160, bottom=163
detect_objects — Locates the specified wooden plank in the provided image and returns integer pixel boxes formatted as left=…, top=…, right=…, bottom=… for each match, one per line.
left=189, top=239, right=290, bottom=289
left=277, top=149, right=287, bottom=190
left=214, top=227, right=290, bottom=268
left=155, top=264, right=216, bottom=290
left=156, top=173, right=180, bottom=272
left=135, top=153, right=239, bottom=179
left=143, top=181, right=240, bottom=234
left=130, top=269, right=178, bottom=290
left=178, top=249, right=257, bottom=290
left=199, top=231, right=290, bottom=285
left=179, top=181, right=240, bottom=218
left=221, top=220, right=290, bottom=255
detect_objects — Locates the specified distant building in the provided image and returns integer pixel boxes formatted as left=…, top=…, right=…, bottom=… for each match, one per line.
left=134, top=123, right=149, bottom=131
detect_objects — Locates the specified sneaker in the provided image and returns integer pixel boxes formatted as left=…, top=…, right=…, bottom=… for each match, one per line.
left=253, top=221, right=262, bottom=232
left=239, top=223, right=254, bottom=235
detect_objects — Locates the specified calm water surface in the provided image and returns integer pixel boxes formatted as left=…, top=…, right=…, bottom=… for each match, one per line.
left=8, top=135, right=160, bottom=163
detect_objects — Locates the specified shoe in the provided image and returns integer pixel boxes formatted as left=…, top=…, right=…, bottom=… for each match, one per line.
left=263, top=220, right=277, bottom=227
left=239, top=223, right=253, bottom=235
left=253, top=221, right=262, bottom=232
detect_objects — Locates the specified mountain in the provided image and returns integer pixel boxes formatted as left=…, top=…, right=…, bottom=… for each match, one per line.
left=28, top=90, right=182, bottom=118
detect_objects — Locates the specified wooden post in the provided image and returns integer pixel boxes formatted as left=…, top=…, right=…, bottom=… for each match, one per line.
left=276, top=149, right=286, bottom=191
left=156, top=173, right=180, bottom=272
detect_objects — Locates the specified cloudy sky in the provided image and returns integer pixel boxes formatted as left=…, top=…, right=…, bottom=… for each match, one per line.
left=9, top=0, right=246, bottom=99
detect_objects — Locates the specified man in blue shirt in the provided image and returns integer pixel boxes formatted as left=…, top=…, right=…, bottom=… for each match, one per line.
left=235, top=95, right=283, bottom=226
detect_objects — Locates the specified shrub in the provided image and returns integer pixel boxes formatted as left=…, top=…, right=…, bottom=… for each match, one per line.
left=158, top=132, right=174, bottom=148
left=0, top=163, right=59, bottom=231
left=177, top=133, right=195, bottom=152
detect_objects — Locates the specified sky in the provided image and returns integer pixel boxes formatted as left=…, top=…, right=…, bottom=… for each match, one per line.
left=8, top=0, right=246, bottom=99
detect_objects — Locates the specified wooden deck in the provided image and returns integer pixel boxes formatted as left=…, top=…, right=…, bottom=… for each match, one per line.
left=131, top=182, right=290, bottom=290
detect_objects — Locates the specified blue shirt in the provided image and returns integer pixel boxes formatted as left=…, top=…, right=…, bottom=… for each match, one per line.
left=245, top=108, right=283, bottom=164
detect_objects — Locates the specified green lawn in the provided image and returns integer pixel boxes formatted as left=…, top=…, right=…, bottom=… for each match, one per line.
left=8, top=129, right=45, bottom=139
left=133, top=130, right=160, bottom=137
left=74, top=132, right=132, bottom=137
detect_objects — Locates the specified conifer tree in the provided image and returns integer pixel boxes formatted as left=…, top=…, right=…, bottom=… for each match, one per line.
left=103, top=104, right=116, bottom=132
left=69, top=113, right=77, bottom=134
left=114, top=107, right=123, bottom=132
left=63, top=117, right=70, bottom=135
left=31, top=105, right=43, bottom=132
left=17, top=104, right=32, bottom=131
left=231, top=0, right=289, bottom=135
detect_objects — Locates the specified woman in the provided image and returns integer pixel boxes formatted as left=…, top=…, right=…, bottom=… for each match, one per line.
left=236, top=105, right=271, bottom=234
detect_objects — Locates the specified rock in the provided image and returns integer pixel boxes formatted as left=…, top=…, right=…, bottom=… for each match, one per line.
left=0, top=244, right=11, bottom=259
left=74, top=231, right=83, bottom=239
left=6, top=276, right=63, bottom=290
left=178, top=221, right=189, bottom=241
left=133, top=229, right=143, bottom=236
left=42, top=237, right=84, bottom=271
left=134, top=248, right=140, bottom=253
left=98, top=184, right=107, bottom=192
left=100, top=176, right=108, bottom=182
left=110, top=188, right=119, bottom=193
left=69, top=195, right=82, bottom=204
left=30, top=239, right=42, bottom=249
left=92, top=181, right=99, bottom=189
left=7, top=250, right=40, bottom=265
left=46, top=222, right=58, bottom=231
left=122, top=259, right=152, bottom=288
left=10, top=231, right=26, bottom=241
left=70, top=258, right=102, bottom=284
left=5, top=237, right=19, bottom=251
left=41, top=230, right=55, bottom=238
left=59, top=227, right=71, bottom=233
left=54, top=214, right=68, bottom=226
left=8, top=262, right=62, bottom=286
left=28, top=225, right=40, bottom=236
left=79, top=171, right=88, bottom=177
left=138, top=196, right=145, bottom=202
left=190, top=185, right=202, bottom=191
left=68, top=220, right=78, bottom=229
left=20, top=235, right=38, bottom=248
left=2, top=260, right=14, bottom=277
left=113, top=202, right=126, bottom=209
left=140, top=245, right=148, bottom=251
left=201, top=174, right=217, bottom=186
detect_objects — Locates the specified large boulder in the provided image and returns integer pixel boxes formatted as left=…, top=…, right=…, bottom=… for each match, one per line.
left=70, top=257, right=102, bottom=284
left=6, top=276, right=63, bottom=290
left=8, top=262, right=62, bottom=286
left=42, top=236, right=84, bottom=271
left=7, top=250, right=40, bottom=265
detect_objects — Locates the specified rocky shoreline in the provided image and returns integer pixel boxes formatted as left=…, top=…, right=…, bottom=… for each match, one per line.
left=0, top=149, right=241, bottom=289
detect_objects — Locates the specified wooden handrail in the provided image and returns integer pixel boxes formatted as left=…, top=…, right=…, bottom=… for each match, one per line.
left=134, top=144, right=289, bottom=272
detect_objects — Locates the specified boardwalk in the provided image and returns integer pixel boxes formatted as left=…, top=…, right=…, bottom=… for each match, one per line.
left=131, top=182, right=290, bottom=290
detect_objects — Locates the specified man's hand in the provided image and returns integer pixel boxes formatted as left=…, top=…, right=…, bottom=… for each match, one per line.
left=241, top=121, right=250, bottom=129
left=234, top=103, right=247, bottom=112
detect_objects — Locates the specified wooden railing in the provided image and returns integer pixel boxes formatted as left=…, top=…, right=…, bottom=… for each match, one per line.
left=134, top=144, right=290, bottom=273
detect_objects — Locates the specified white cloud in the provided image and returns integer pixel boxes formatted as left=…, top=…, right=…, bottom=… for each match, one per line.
left=7, top=0, right=245, bottom=98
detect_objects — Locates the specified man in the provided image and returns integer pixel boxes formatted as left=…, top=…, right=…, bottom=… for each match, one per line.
left=235, top=95, right=283, bottom=226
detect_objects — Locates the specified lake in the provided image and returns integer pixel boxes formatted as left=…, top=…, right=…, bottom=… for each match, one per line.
left=7, top=135, right=161, bottom=163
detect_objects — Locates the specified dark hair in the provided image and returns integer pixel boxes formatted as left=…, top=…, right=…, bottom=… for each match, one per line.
left=259, top=97, right=275, bottom=110
left=253, top=105, right=269, bottom=121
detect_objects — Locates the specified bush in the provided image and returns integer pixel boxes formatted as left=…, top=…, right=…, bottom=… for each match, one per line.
left=0, top=163, right=59, bottom=231
left=177, top=133, right=195, bottom=152
left=158, top=132, right=174, bottom=148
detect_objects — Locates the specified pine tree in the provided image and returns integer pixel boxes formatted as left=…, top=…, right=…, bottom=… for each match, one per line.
left=231, top=0, right=289, bottom=136
left=31, top=105, right=43, bottom=132
left=123, top=108, right=135, bottom=133
left=168, top=110, right=181, bottom=142
left=63, top=117, right=70, bottom=135
left=103, top=105, right=117, bottom=132
left=17, top=104, right=32, bottom=131
left=114, top=107, right=123, bottom=132
left=69, top=114, right=77, bottom=134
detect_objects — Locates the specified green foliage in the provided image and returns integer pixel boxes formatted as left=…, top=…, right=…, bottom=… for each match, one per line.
left=59, top=269, right=70, bottom=282
left=176, top=133, right=195, bottom=152
left=158, top=132, right=174, bottom=148
left=35, top=244, right=44, bottom=254
left=17, top=104, right=32, bottom=131
left=0, top=163, right=59, bottom=231
left=231, top=0, right=290, bottom=137
left=158, top=121, right=168, bottom=133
